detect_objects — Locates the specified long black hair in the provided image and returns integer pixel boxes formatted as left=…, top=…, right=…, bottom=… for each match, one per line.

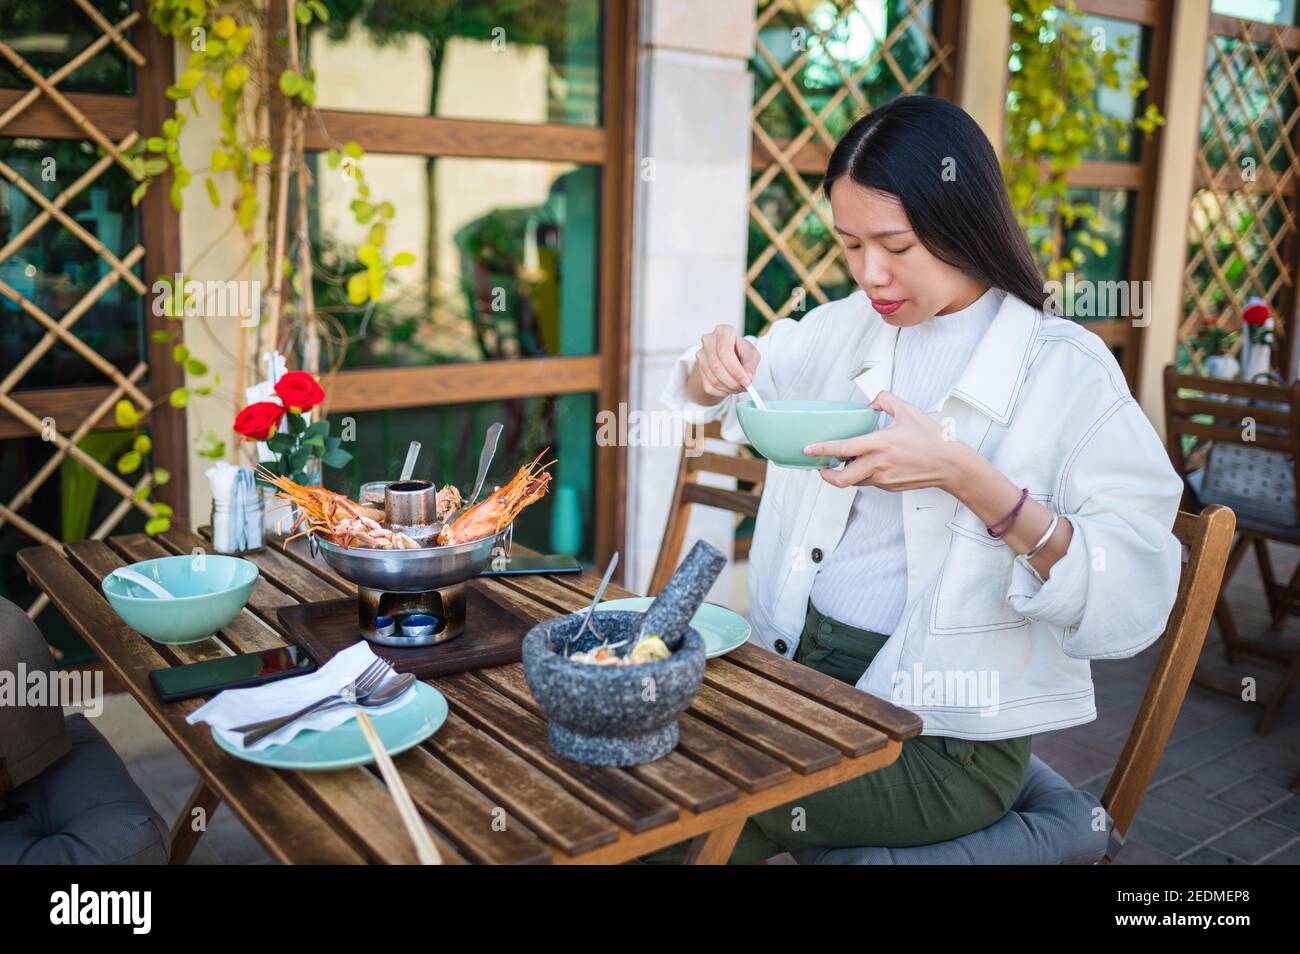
left=824, top=96, right=1046, bottom=312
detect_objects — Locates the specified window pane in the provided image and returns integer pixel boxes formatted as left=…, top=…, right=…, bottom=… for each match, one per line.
left=307, top=0, right=602, bottom=126
left=306, top=154, right=598, bottom=368
left=753, top=0, right=941, bottom=142
left=0, top=0, right=136, bottom=95
left=1079, top=15, right=1149, bottom=162
left=1212, top=0, right=1300, bottom=25
left=0, top=137, right=144, bottom=388
left=323, top=392, right=596, bottom=563
left=1027, top=187, right=1135, bottom=314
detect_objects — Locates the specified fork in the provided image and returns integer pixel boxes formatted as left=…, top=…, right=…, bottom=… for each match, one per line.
left=229, top=658, right=389, bottom=745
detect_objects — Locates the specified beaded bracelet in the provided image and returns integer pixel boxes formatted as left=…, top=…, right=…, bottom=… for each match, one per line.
left=987, top=487, right=1030, bottom=539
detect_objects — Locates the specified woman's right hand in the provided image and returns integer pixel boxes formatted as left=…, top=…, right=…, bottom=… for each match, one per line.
left=693, top=324, right=761, bottom=399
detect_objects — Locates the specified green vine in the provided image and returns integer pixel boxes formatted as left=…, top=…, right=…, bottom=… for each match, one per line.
left=109, top=0, right=414, bottom=533
left=1004, top=0, right=1164, bottom=281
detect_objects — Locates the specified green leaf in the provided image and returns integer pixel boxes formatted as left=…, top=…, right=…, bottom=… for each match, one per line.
left=251, top=145, right=274, bottom=164
left=391, top=251, right=415, bottom=267
left=302, top=420, right=329, bottom=441
left=286, top=412, right=306, bottom=434
left=145, top=516, right=171, bottom=535
left=343, top=140, right=364, bottom=160
left=131, top=182, right=149, bottom=206
left=133, top=434, right=152, bottom=454
left=151, top=330, right=175, bottom=343
left=117, top=451, right=142, bottom=475
left=267, top=432, right=296, bottom=454
left=185, top=358, right=208, bottom=375
left=146, top=136, right=166, bottom=152
left=279, top=69, right=303, bottom=96
left=357, top=244, right=381, bottom=268
left=322, top=447, right=353, bottom=469
left=152, top=467, right=171, bottom=486
left=205, top=177, right=220, bottom=207
left=168, top=387, right=189, bottom=409
left=114, top=400, right=139, bottom=428
left=345, top=271, right=369, bottom=304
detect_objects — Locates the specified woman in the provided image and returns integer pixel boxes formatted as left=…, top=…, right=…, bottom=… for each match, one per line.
left=655, top=96, right=1185, bottom=863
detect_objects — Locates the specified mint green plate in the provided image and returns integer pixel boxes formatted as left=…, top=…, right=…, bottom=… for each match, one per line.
left=595, top=598, right=750, bottom=658
left=736, top=399, right=879, bottom=468
left=212, top=681, right=448, bottom=771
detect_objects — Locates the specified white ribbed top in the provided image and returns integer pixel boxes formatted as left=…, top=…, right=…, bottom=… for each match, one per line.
left=809, top=287, right=1003, bottom=634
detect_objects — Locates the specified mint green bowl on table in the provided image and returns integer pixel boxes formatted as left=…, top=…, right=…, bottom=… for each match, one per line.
left=101, top=554, right=259, bottom=645
left=736, top=399, right=880, bottom=468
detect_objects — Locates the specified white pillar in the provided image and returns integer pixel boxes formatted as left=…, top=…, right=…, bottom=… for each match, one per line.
left=624, top=0, right=755, bottom=599
left=1138, top=0, right=1211, bottom=434
left=958, top=0, right=1012, bottom=159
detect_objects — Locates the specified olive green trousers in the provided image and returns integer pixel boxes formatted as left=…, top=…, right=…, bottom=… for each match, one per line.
left=643, top=599, right=1033, bottom=864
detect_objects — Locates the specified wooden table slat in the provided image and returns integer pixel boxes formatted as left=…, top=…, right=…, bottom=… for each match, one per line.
left=436, top=672, right=680, bottom=833
left=17, top=544, right=367, bottom=865
left=387, top=744, right=554, bottom=865
left=724, top=643, right=924, bottom=741
left=703, top=657, right=891, bottom=757
left=689, top=684, right=842, bottom=773
left=424, top=712, right=621, bottom=857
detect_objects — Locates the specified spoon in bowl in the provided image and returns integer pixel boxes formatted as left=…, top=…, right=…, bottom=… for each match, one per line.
left=111, top=568, right=175, bottom=600
left=745, top=383, right=767, bottom=410
left=565, top=551, right=619, bottom=657
left=398, top=441, right=422, bottom=482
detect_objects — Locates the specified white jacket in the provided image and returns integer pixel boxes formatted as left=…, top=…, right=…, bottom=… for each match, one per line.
left=661, top=289, right=1185, bottom=740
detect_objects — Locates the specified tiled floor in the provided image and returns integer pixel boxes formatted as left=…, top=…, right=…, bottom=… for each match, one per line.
left=109, top=540, right=1300, bottom=865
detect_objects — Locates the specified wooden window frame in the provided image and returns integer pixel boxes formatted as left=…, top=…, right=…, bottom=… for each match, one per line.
left=293, top=0, right=638, bottom=565
left=1037, top=0, right=1171, bottom=393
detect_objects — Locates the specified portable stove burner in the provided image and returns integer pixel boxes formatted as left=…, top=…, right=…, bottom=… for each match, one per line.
left=314, top=527, right=509, bottom=647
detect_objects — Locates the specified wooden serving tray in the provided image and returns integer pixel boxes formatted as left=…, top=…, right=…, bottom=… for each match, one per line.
left=277, top=582, right=536, bottom=678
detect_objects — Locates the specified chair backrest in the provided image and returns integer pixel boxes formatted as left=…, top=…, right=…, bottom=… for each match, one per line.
left=1162, top=363, right=1300, bottom=511
left=1099, top=504, right=1236, bottom=862
left=649, top=421, right=767, bottom=593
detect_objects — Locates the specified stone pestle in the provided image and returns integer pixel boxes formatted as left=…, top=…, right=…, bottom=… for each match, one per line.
left=633, top=539, right=727, bottom=653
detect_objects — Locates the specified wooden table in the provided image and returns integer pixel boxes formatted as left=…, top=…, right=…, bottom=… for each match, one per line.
left=17, top=527, right=922, bottom=865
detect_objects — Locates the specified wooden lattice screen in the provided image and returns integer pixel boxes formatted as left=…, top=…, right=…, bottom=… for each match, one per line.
left=1183, top=17, right=1300, bottom=377
left=747, top=0, right=956, bottom=332
left=0, top=1, right=181, bottom=627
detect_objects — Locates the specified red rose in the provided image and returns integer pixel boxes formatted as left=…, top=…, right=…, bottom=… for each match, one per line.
left=233, top=401, right=286, bottom=441
left=273, top=371, right=325, bottom=412
left=1243, top=303, right=1270, bottom=327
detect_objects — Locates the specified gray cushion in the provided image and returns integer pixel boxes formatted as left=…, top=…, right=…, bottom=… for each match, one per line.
left=795, top=754, right=1110, bottom=865
left=0, top=596, right=70, bottom=793
left=0, top=714, right=169, bottom=864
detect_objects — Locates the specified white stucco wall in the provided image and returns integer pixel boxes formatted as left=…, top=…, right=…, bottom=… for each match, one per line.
left=623, top=0, right=756, bottom=600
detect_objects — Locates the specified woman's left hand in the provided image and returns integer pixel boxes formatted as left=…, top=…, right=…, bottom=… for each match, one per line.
left=804, top=390, right=971, bottom=493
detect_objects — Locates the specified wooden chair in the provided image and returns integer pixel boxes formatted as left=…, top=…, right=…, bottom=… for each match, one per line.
left=1163, top=364, right=1300, bottom=732
left=650, top=421, right=767, bottom=594
left=795, top=509, right=1235, bottom=866
left=1099, top=505, right=1235, bottom=861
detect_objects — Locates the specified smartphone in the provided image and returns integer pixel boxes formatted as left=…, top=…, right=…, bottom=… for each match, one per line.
left=481, top=554, right=582, bottom=576
left=149, top=646, right=318, bottom=702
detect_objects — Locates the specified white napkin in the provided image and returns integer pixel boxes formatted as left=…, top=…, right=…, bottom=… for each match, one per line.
left=187, top=642, right=416, bottom=751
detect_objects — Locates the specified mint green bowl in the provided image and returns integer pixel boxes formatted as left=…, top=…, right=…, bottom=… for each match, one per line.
left=736, top=399, right=880, bottom=468
left=101, top=555, right=259, bottom=645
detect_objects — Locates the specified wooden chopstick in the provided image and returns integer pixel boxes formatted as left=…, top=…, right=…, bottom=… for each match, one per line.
left=355, top=711, right=443, bottom=865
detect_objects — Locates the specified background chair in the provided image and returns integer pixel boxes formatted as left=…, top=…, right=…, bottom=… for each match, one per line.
left=650, top=420, right=766, bottom=594
left=1163, top=364, right=1300, bottom=732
